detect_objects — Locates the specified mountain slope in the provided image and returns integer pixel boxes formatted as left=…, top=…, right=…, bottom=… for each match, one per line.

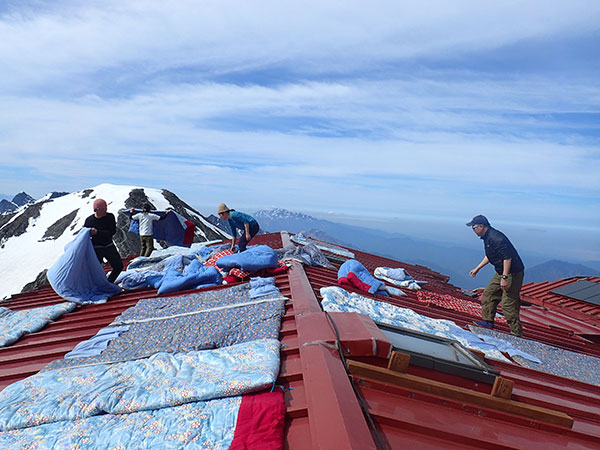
left=0, top=184, right=228, bottom=299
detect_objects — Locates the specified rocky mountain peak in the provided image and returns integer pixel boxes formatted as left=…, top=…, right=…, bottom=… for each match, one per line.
left=12, top=192, right=35, bottom=207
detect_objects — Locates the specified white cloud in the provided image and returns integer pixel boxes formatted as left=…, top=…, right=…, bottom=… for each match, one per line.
left=0, top=0, right=598, bottom=246
left=1, top=1, right=599, bottom=90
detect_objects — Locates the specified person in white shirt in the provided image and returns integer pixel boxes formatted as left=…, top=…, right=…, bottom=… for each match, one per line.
left=130, top=204, right=169, bottom=257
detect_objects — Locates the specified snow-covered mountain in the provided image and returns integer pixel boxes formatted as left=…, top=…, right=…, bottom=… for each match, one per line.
left=254, top=208, right=318, bottom=226
left=0, top=184, right=229, bottom=299
left=0, top=191, right=35, bottom=214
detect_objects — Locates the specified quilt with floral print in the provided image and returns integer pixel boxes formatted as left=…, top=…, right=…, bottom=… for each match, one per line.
left=320, top=286, right=510, bottom=362
left=0, top=339, right=281, bottom=449
left=44, top=283, right=285, bottom=371
left=0, top=302, right=76, bottom=347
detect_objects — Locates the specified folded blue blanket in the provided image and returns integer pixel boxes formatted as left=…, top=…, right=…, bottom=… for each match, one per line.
left=216, top=245, right=278, bottom=272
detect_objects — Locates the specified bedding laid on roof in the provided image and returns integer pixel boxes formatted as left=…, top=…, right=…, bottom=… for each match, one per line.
left=0, top=278, right=287, bottom=449
left=0, top=302, right=76, bottom=347
left=337, top=260, right=388, bottom=296
left=44, top=282, right=286, bottom=370
left=276, top=243, right=335, bottom=268
left=117, top=245, right=284, bottom=294
left=471, top=326, right=600, bottom=385
left=0, top=391, right=285, bottom=450
left=320, top=285, right=521, bottom=362
left=0, top=339, right=280, bottom=431
left=47, top=228, right=122, bottom=304
left=0, top=340, right=282, bottom=448
left=216, top=245, right=279, bottom=273
left=117, top=246, right=225, bottom=293
left=156, top=259, right=223, bottom=294
left=417, top=291, right=507, bottom=325
left=290, top=232, right=355, bottom=258
left=374, top=266, right=426, bottom=290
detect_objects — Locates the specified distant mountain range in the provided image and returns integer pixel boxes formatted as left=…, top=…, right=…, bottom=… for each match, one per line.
left=524, top=260, right=599, bottom=283
left=0, top=192, right=35, bottom=214
left=253, top=208, right=599, bottom=290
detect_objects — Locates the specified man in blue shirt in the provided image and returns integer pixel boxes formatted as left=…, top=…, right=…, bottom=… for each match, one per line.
left=217, top=203, right=260, bottom=252
left=467, top=215, right=525, bottom=337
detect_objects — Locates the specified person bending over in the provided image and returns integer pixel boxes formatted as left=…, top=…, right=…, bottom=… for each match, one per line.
left=217, top=203, right=259, bottom=252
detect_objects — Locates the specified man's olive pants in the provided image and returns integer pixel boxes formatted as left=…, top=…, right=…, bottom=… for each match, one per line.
left=481, top=271, right=524, bottom=337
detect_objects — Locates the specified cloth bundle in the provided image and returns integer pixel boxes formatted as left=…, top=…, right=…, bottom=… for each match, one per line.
left=337, top=260, right=388, bottom=296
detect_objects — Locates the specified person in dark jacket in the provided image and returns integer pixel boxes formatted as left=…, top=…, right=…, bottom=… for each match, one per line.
left=217, top=203, right=259, bottom=252
left=467, top=215, right=525, bottom=337
left=84, top=198, right=123, bottom=284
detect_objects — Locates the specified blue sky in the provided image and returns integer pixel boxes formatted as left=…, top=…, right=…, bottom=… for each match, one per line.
left=1, top=1, right=599, bottom=260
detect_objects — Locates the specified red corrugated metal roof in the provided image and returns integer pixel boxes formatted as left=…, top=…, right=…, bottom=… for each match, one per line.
left=520, top=277, right=600, bottom=324
left=1, top=232, right=599, bottom=449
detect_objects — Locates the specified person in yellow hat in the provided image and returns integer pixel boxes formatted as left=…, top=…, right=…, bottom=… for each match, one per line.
left=217, top=203, right=259, bottom=252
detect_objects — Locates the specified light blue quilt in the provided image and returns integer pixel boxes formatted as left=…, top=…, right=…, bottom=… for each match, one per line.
left=320, top=286, right=510, bottom=362
left=0, top=339, right=280, bottom=448
left=0, top=302, right=76, bottom=347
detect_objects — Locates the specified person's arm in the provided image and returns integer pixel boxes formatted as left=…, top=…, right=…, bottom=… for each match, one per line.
left=229, top=220, right=236, bottom=250
left=244, top=222, right=251, bottom=241
left=500, top=258, right=512, bottom=291
left=469, top=256, right=489, bottom=277
left=84, top=216, right=97, bottom=236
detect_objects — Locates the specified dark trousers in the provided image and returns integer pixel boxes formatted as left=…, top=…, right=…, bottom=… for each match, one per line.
left=237, top=221, right=259, bottom=252
left=93, top=243, right=124, bottom=284
left=140, top=235, right=155, bottom=257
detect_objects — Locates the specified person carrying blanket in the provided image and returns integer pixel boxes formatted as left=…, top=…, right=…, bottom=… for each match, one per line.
left=84, top=198, right=123, bottom=284
left=129, top=204, right=170, bottom=257
left=217, top=203, right=260, bottom=252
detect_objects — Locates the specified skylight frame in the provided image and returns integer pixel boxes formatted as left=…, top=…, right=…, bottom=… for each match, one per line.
left=376, top=322, right=500, bottom=384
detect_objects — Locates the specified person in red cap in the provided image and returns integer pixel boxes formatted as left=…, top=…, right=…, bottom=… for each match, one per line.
left=84, top=198, right=123, bottom=284
left=467, top=215, right=525, bottom=337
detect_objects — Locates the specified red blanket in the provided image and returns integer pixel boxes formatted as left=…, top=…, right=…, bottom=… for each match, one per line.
left=230, top=391, right=286, bottom=450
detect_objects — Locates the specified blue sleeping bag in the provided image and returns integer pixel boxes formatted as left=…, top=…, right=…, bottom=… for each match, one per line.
left=157, top=260, right=222, bottom=295
left=47, top=228, right=122, bottom=304
left=216, top=245, right=279, bottom=273
left=337, top=259, right=387, bottom=295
